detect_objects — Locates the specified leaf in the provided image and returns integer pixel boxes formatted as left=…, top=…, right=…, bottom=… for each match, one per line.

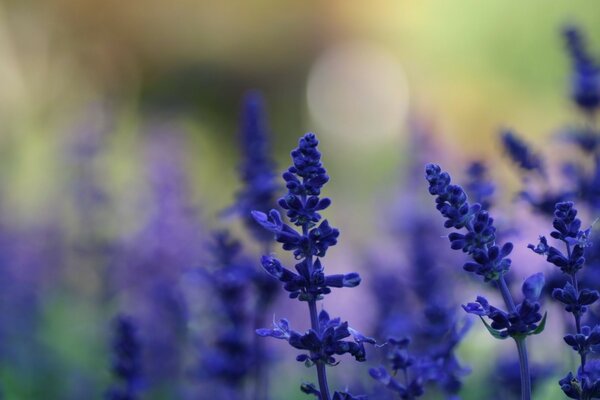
left=529, top=312, right=548, bottom=336
left=479, top=316, right=508, bottom=340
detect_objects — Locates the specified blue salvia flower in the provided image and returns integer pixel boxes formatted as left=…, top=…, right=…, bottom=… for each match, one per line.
left=366, top=129, right=471, bottom=398
left=425, top=164, right=512, bottom=281
left=368, top=213, right=470, bottom=397
left=563, top=26, right=600, bottom=113
left=425, top=163, right=546, bottom=400
left=232, top=91, right=279, bottom=245
left=106, top=315, right=143, bottom=400
left=197, top=230, right=256, bottom=399
left=416, top=304, right=472, bottom=397
left=499, top=25, right=600, bottom=215
left=529, top=201, right=600, bottom=399
left=253, top=133, right=371, bottom=399
left=369, top=337, right=425, bottom=399
left=227, top=92, right=281, bottom=400
left=500, top=130, right=544, bottom=174
left=257, top=310, right=375, bottom=366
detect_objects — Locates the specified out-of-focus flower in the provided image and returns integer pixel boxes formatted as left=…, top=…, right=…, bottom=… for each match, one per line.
left=563, top=26, right=600, bottom=113
left=106, top=315, right=143, bottom=400
left=229, top=91, right=279, bottom=245
left=530, top=201, right=600, bottom=398
left=500, top=130, right=544, bottom=174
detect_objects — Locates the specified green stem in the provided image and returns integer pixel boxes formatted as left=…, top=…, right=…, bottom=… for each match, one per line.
left=309, top=299, right=331, bottom=400
left=516, top=338, right=532, bottom=400
left=498, top=276, right=531, bottom=400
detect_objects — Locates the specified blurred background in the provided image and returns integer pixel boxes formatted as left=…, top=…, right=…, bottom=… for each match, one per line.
left=1, top=1, right=600, bottom=399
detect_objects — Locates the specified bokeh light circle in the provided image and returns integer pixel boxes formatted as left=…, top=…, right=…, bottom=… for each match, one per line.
left=306, top=41, right=409, bottom=141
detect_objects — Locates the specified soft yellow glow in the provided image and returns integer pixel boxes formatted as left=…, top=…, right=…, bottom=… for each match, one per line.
left=306, top=41, right=409, bottom=142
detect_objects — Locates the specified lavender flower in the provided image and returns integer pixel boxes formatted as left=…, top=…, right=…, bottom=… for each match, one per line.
left=257, top=310, right=375, bottom=366
left=417, top=304, right=472, bottom=396
left=232, top=91, right=279, bottom=245
left=501, top=130, right=544, bottom=174
left=500, top=27, right=600, bottom=218
left=253, top=133, right=371, bottom=399
left=529, top=201, right=600, bottom=399
left=199, top=231, right=254, bottom=390
left=426, top=163, right=546, bottom=400
left=106, top=315, right=143, bottom=400
left=368, top=212, right=470, bottom=397
left=563, top=26, right=600, bottom=113
left=365, top=128, right=472, bottom=398
left=226, top=92, right=281, bottom=400
left=252, top=134, right=355, bottom=302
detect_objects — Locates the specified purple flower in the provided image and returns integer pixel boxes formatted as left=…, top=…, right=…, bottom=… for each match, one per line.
left=253, top=133, right=368, bottom=399
left=500, top=130, right=544, bottom=174
left=106, top=315, right=143, bottom=400
left=231, top=91, right=279, bottom=244
left=563, top=25, right=600, bottom=113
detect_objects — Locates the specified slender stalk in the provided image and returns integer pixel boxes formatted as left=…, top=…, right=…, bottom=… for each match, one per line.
left=301, top=197, right=331, bottom=400
left=498, top=276, right=531, bottom=400
left=566, top=243, right=586, bottom=371
left=516, top=338, right=532, bottom=400
left=309, top=299, right=331, bottom=400
left=498, top=276, right=516, bottom=312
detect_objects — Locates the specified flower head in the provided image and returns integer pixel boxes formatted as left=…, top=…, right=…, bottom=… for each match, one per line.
left=501, top=130, right=544, bottom=173
left=106, top=315, right=143, bottom=400
left=563, top=25, right=600, bottom=113
left=257, top=310, right=375, bottom=366
left=425, top=164, right=513, bottom=281
left=252, top=134, right=358, bottom=301
left=233, top=91, right=279, bottom=243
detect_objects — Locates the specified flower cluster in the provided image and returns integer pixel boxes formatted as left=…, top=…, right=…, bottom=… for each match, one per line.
left=257, top=310, right=375, bottom=366
left=462, top=273, right=546, bottom=340
left=501, top=27, right=600, bottom=218
left=252, top=134, right=358, bottom=302
left=425, top=163, right=512, bottom=282
left=416, top=304, right=472, bottom=395
left=426, top=163, right=546, bottom=399
left=530, top=201, right=600, bottom=399
left=199, top=231, right=254, bottom=387
left=529, top=202, right=591, bottom=275
left=253, top=133, right=369, bottom=399
left=368, top=223, right=471, bottom=398
left=106, top=315, right=143, bottom=400
left=257, top=254, right=359, bottom=301
left=500, top=130, right=544, bottom=174
left=232, top=92, right=279, bottom=244
left=563, top=26, right=600, bottom=113
left=369, top=338, right=425, bottom=399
